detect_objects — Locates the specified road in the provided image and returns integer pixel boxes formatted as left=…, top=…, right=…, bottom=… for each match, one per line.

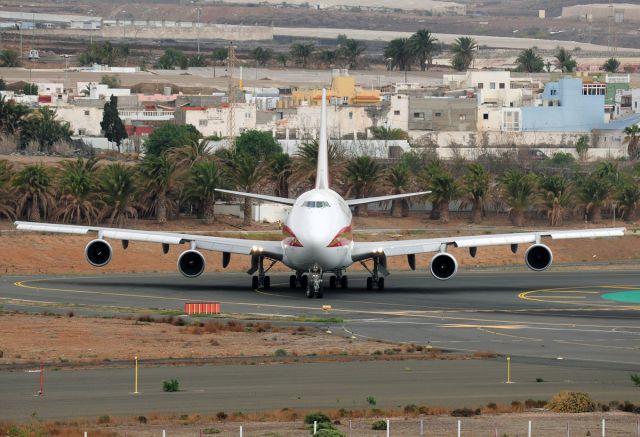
left=2, top=269, right=640, bottom=420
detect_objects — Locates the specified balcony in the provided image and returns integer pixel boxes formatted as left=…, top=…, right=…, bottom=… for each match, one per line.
left=118, top=110, right=174, bottom=121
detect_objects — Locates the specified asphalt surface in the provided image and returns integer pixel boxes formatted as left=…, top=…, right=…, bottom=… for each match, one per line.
left=2, top=269, right=640, bottom=420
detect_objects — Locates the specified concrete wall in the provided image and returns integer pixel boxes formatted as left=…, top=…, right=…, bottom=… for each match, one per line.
left=410, top=130, right=594, bottom=149
left=56, top=106, right=103, bottom=136
left=408, top=97, right=477, bottom=131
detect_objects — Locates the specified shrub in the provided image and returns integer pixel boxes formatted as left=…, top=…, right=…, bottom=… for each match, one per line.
left=366, top=396, right=377, bottom=406
left=274, top=349, right=288, bottom=357
left=203, top=428, right=220, bottom=435
left=486, top=402, right=497, bottom=410
left=97, top=415, right=110, bottom=424
left=404, top=404, right=418, bottom=414
left=548, top=391, right=595, bottom=413
left=137, top=416, right=147, bottom=424
left=315, top=430, right=345, bottom=437
left=371, top=420, right=387, bottom=430
left=304, top=412, right=331, bottom=425
left=451, top=408, right=477, bottom=417
left=510, top=401, right=523, bottom=412
left=162, top=379, right=180, bottom=392
left=216, top=411, right=228, bottom=420
left=535, top=377, right=544, bottom=383
left=631, top=374, right=640, bottom=387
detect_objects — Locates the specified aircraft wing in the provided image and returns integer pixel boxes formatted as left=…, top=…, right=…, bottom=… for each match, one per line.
left=345, top=191, right=431, bottom=207
left=14, top=221, right=284, bottom=259
left=351, top=228, right=625, bottom=261
left=214, top=189, right=296, bottom=206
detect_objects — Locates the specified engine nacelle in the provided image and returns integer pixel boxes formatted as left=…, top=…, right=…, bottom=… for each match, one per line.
left=430, top=252, right=458, bottom=281
left=84, top=239, right=112, bottom=267
left=524, top=244, right=553, bottom=271
left=178, top=250, right=206, bottom=278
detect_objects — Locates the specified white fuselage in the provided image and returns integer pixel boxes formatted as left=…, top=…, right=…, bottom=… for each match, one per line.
left=281, top=188, right=354, bottom=272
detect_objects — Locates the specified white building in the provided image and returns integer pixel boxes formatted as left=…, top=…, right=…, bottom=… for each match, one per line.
left=175, top=103, right=256, bottom=137
left=76, top=82, right=131, bottom=100
left=55, top=106, right=104, bottom=136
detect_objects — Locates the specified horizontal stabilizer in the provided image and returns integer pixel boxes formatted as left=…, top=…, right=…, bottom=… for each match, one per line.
left=345, top=191, right=431, bottom=207
left=215, top=189, right=296, bottom=206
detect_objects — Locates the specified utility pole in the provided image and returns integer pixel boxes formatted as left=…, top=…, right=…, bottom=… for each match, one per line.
left=195, top=8, right=202, bottom=56
left=227, top=41, right=238, bottom=139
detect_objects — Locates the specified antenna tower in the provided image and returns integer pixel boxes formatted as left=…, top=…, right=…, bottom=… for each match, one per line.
left=226, top=42, right=238, bottom=139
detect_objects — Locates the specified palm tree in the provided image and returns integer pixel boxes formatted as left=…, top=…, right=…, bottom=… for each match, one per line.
left=516, top=48, right=544, bottom=73
left=384, top=163, right=412, bottom=217
left=408, top=29, right=439, bottom=71
left=276, top=53, right=288, bottom=67
left=451, top=36, right=478, bottom=71
left=554, top=47, right=577, bottom=73
left=0, top=50, right=20, bottom=67
left=623, top=125, right=640, bottom=159
left=0, top=160, right=15, bottom=220
left=538, top=174, right=572, bottom=227
left=345, top=156, right=382, bottom=216
left=384, top=38, right=413, bottom=71
left=291, top=140, right=344, bottom=191
left=271, top=153, right=292, bottom=198
left=602, top=58, right=620, bottom=73
left=167, top=140, right=211, bottom=169
left=0, top=96, right=30, bottom=136
left=289, top=43, right=315, bottom=68
left=99, top=163, right=139, bottom=227
left=430, top=172, right=460, bottom=224
left=138, top=154, right=182, bottom=224
left=251, top=47, right=273, bottom=67
left=498, top=169, right=535, bottom=227
left=12, top=164, right=57, bottom=222
left=18, top=107, right=72, bottom=153
left=338, top=38, right=366, bottom=69
left=615, top=178, right=640, bottom=222
left=56, top=158, right=101, bottom=225
left=420, top=159, right=446, bottom=220
left=577, top=173, right=612, bottom=224
left=463, top=163, right=490, bottom=224
left=370, top=126, right=408, bottom=140
left=184, top=159, right=225, bottom=224
left=221, top=150, right=268, bottom=226
left=319, top=50, right=337, bottom=68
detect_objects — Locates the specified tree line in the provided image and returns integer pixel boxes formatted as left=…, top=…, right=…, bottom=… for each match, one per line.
left=2, top=127, right=639, bottom=228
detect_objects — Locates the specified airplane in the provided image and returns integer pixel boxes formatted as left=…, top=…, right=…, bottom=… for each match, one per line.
left=15, top=89, right=626, bottom=299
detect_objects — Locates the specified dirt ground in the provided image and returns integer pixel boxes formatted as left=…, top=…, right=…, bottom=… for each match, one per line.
left=0, top=313, right=445, bottom=367
left=0, top=215, right=637, bottom=275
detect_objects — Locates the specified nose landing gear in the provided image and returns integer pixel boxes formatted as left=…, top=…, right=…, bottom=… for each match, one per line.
left=305, top=265, right=324, bottom=299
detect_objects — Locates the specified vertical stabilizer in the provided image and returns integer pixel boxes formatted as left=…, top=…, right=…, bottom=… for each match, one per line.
left=315, top=88, right=330, bottom=189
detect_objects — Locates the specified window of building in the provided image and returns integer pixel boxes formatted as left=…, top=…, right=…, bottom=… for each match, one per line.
left=394, top=110, right=400, bottom=115
left=397, top=95, right=402, bottom=99
left=434, top=112, right=442, bottom=117
left=510, top=102, right=514, bottom=107
left=459, top=114, right=466, bottom=121
left=413, top=112, right=424, bottom=119
left=483, top=113, right=489, bottom=120
left=199, top=119, right=208, bottom=127
left=78, top=128, right=86, bottom=135
left=84, top=110, right=90, bottom=116
left=550, top=89, right=557, bottom=96
left=499, top=83, right=505, bottom=89
left=349, top=112, right=353, bottom=119
left=490, top=82, right=496, bottom=90
left=477, top=83, right=484, bottom=89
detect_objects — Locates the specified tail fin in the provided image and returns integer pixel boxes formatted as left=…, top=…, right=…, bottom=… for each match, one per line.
left=315, top=88, right=329, bottom=190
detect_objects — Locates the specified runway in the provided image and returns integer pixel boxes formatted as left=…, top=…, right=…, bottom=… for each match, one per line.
left=2, top=269, right=640, bottom=365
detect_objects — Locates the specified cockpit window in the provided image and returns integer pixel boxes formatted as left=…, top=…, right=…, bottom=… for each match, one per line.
left=303, top=201, right=330, bottom=208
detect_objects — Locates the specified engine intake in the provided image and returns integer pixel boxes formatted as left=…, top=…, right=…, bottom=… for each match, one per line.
left=524, top=244, right=553, bottom=271
left=178, top=250, right=206, bottom=278
left=430, top=252, right=458, bottom=281
left=85, top=239, right=112, bottom=267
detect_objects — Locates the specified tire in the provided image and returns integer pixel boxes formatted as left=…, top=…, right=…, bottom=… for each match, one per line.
left=378, top=277, right=385, bottom=290
left=289, top=275, right=297, bottom=289
left=315, top=288, right=324, bottom=299
left=341, top=275, right=348, bottom=289
left=300, top=275, right=308, bottom=289
left=252, top=275, right=259, bottom=289
left=329, top=276, right=337, bottom=289
left=366, top=277, right=373, bottom=290
left=305, top=285, right=314, bottom=298
left=263, top=276, right=271, bottom=289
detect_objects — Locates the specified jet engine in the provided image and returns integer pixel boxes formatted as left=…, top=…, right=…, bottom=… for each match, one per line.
left=84, top=239, right=112, bottom=267
left=178, top=250, right=206, bottom=278
left=430, top=252, right=458, bottom=281
left=524, top=244, right=553, bottom=271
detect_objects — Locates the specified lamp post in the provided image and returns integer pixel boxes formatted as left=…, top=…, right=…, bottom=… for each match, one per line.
left=195, top=7, right=202, bottom=56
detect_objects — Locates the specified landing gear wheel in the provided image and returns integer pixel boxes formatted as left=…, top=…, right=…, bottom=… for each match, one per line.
left=305, top=285, right=314, bottom=298
left=263, top=276, right=271, bottom=290
left=340, top=275, right=348, bottom=289
left=366, top=277, right=373, bottom=290
left=289, top=275, right=297, bottom=289
left=329, top=276, right=337, bottom=289
left=315, top=287, right=324, bottom=299
left=377, top=277, right=384, bottom=290
left=300, top=275, right=308, bottom=290
left=252, top=275, right=259, bottom=289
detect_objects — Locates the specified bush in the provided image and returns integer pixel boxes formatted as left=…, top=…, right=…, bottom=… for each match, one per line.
left=451, top=407, right=477, bottom=417
left=203, top=428, right=220, bottom=435
left=97, top=415, right=110, bottom=424
left=535, top=377, right=544, bottom=383
left=366, top=396, right=377, bottom=406
left=274, top=348, right=288, bottom=357
left=216, top=411, right=228, bottom=420
left=631, top=374, right=640, bottom=387
left=404, top=404, right=418, bottom=414
left=137, top=416, right=147, bottom=424
left=548, top=391, right=595, bottom=413
left=162, top=379, right=180, bottom=392
left=304, top=412, right=331, bottom=425
left=315, top=430, right=345, bottom=437
left=371, top=420, right=387, bottom=430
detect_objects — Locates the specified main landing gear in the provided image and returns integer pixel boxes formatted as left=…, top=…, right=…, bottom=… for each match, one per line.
left=361, top=257, right=388, bottom=290
left=250, top=255, right=276, bottom=290
left=289, top=268, right=349, bottom=299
